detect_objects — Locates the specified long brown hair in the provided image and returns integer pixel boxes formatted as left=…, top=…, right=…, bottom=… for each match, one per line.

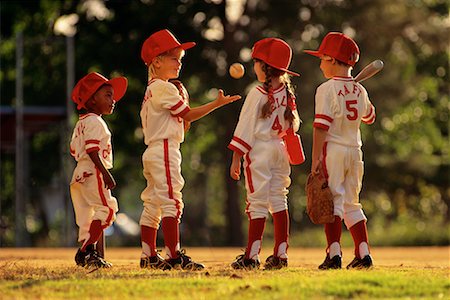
left=259, top=61, right=296, bottom=126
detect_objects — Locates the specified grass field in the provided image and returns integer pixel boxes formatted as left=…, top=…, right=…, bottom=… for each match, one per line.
left=0, top=247, right=449, bottom=299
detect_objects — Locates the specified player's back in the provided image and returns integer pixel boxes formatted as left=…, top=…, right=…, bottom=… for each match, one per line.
left=315, top=77, right=374, bottom=147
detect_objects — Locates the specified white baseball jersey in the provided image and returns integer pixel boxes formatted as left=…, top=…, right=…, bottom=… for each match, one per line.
left=313, top=76, right=376, bottom=228
left=69, top=113, right=117, bottom=242
left=140, top=79, right=191, bottom=145
left=229, top=84, right=300, bottom=219
left=139, top=79, right=190, bottom=230
left=70, top=113, right=113, bottom=181
left=313, top=76, right=375, bottom=147
left=229, top=84, right=300, bottom=156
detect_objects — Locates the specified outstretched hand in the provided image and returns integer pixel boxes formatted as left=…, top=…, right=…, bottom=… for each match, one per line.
left=216, top=89, right=241, bottom=107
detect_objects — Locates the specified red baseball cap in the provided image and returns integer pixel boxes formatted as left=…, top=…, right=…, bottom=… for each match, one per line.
left=304, top=32, right=360, bottom=66
left=71, top=72, right=128, bottom=110
left=252, top=38, right=299, bottom=76
left=141, top=29, right=196, bottom=65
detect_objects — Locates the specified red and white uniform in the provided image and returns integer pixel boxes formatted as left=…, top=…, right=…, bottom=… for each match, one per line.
left=314, top=76, right=376, bottom=228
left=69, top=113, right=118, bottom=243
left=228, top=84, right=300, bottom=219
left=139, top=79, right=191, bottom=229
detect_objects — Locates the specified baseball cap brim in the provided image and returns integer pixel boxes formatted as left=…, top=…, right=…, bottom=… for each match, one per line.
left=107, top=77, right=128, bottom=102
left=179, top=42, right=196, bottom=51
left=303, top=50, right=322, bottom=58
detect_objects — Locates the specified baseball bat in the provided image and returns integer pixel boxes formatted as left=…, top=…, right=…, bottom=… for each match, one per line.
left=354, top=60, right=384, bottom=82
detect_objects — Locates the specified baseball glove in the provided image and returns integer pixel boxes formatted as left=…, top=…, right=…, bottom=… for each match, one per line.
left=305, top=172, right=335, bottom=224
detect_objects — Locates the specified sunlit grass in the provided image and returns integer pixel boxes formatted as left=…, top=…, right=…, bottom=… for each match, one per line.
left=0, top=247, right=448, bottom=299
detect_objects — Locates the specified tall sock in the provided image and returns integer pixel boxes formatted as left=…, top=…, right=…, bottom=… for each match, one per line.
left=325, top=216, right=342, bottom=257
left=81, top=220, right=103, bottom=252
left=246, top=218, right=266, bottom=260
left=141, top=225, right=157, bottom=257
left=273, top=210, right=289, bottom=259
left=349, top=220, right=370, bottom=258
left=162, top=217, right=180, bottom=259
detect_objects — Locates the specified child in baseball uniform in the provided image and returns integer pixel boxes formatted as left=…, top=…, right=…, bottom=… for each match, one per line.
left=70, top=72, right=128, bottom=268
left=228, top=38, right=301, bottom=270
left=304, top=32, right=376, bottom=269
left=139, top=29, right=241, bottom=270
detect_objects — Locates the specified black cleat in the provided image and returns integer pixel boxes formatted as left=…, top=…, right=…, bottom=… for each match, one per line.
left=318, top=254, right=342, bottom=270
left=165, top=249, right=205, bottom=271
left=231, top=253, right=260, bottom=270
left=75, top=248, right=87, bottom=267
left=346, top=255, right=373, bottom=269
left=263, top=255, right=288, bottom=270
left=140, top=253, right=170, bottom=270
left=75, top=244, right=112, bottom=268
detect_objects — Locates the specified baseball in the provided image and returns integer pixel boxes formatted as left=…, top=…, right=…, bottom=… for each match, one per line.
left=229, top=63, right=245, bottom=79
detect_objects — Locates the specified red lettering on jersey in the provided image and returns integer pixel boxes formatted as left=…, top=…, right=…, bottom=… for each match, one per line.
left=344, top=85, right=350, bottom=95
left=272, top=115, right=283, bottom=134
left=352, top=84, right=362, bottom=97
left=102, top=144, right=111, bottom=159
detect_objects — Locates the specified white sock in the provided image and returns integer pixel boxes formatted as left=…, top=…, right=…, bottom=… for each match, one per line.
left=276, top=242, right=288, bottom=259
left=141, top=241, right=151, bottom=258
left=359, top=242, right=370, bottom=258
left=329, top=242, right=341, bottom=258
left=249, top=240, right=261, bottom=260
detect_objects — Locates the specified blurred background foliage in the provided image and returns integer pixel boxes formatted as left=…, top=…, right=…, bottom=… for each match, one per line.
left=0, top=0, right=448, bottom=248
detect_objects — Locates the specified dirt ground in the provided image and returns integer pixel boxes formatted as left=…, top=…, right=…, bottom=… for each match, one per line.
left=0, top=246, right=448, bottom=269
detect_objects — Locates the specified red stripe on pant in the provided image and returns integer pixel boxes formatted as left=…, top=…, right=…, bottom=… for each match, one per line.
left=244, top=154, right=254, bottom=219
left=163, top=139, right=181, bottom=220
left=96, top=168, right=114, bottom=228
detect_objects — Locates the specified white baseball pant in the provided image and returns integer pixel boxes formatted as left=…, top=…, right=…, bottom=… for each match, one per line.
left=322, top=142, right=367, bottom=228
left=140, top=139, right=184, bottom=229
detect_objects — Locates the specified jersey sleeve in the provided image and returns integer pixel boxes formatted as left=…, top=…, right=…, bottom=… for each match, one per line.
left=228, top=88, right=261, bottom=156
left=154, top=81, right=191, bottom=118
left=361, top=89, right=376, bottom=124
left=83, top=117, right=105, bottom=154
left=313, top=83, right=334, bottom=131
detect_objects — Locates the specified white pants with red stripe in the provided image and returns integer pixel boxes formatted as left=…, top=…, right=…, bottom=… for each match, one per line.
left=140, top=139, right=184, bottom=229
left=322, top=142, right=367, bottom=228
left=243, top=139, right=291, bottom=219
left=70, top=168, right=118, bottom=243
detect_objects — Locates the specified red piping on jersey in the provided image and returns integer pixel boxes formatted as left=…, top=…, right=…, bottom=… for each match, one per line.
left=85, top=139, right=100, bottom=145
left=232, top=136, right=252, bottom=151
left=86, top=147, right=100, bottom=154
left=228, top=144, right=245, bottom=156
left=256, top=84, right=285, bottom=95
left=315, top=114, right=333, bottom=122
left=174, top=107, right=190, bottom=118
left=79, top=113, right=96, bottom=120
left=313, top=122, right=330, bottom=131
left=170, top=100, right=185, bottom=111
left=163, top=139, right=181, bottom=220
left=96, top=168, right=114, bottom=227
left=322, top=142, right=329, bottom=180
left=332, top=76, right=353, bottom=81
left=147, top=78, right=158, bottom=86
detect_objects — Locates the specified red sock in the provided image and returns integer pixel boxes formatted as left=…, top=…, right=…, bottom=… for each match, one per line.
left=162, top=217, right=179, bottom=259
left=325, top=216, right=342, bottom=250
left=272, top=210, right=289, bottom=257
left=81, top=220, right=103, bottom=251
left=349, top=220, right=369, bottom=258
left=141, top=225, right=157, bottom=256
left=246, top=218, right=266, bottom=259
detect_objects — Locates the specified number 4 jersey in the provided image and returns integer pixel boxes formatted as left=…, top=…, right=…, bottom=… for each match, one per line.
left=228, top=84, right=300, bottom=156
left=313, top=76, right=376, bottom=147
